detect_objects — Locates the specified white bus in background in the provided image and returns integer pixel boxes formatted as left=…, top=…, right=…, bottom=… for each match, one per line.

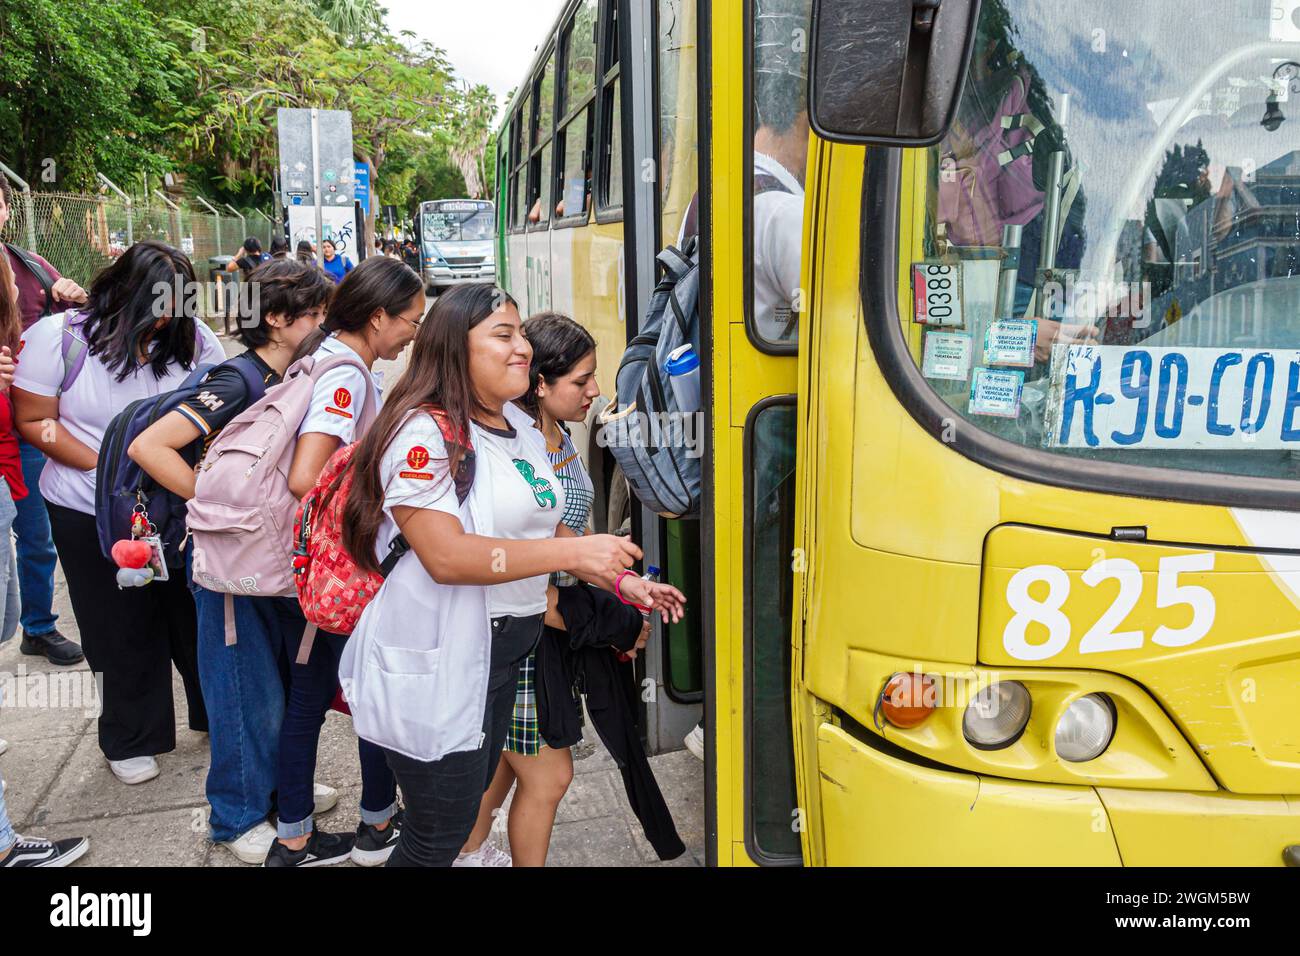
left=414, top=198, right=497, bottom=294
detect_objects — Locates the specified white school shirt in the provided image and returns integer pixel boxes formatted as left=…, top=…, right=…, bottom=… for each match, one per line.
left=297, top=335, right=383, bottom=443
left=339, top=401, right=555, bottom=762
left=752, top=151, right=805, bottom=343
left=13, top=311, right=226, bottom=515
left=471, top=418, right=567, bottom=616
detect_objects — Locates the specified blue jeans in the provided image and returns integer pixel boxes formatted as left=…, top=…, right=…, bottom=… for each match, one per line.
left=0, top=478, right=19, bottom=855
left=13, top=440, right=58, bottom=636
left=193, top=586, right=294, bottom=843
left=276, top=627, right=396, bottom=839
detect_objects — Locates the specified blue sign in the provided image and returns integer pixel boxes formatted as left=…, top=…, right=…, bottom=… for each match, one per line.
left=354, top=162, right=371, bottom=213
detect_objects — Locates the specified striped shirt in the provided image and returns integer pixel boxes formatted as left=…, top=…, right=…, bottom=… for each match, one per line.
left=548, top=427, right=594, bottom=587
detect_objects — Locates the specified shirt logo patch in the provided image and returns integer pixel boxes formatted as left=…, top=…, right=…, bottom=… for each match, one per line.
left=333, top=388, right=352, bottom=409
left=398, top=471, right=434, bottom=481
left=406, top=446, right=430, bottom=470
left=195, top=390, right=224, bottom=412
left=512, top=458, right=557, bottom=509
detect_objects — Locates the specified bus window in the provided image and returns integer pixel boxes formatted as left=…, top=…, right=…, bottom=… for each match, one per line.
left=597, top=0, right=622, bottom=213
left=909, top=0, right=1300, bottom=482
left=747, top=0, right=812, bottom=350
left=746, top=399, right=800, bottom=862
left=564, top=0, right=598, bottom=110
left=556, top=0, right=598, bottom=222
left=528, top=52, right=557, bottom=227
left=557, top=109, right=590, bottom=221
left=658, top=0, right=699, bottom=245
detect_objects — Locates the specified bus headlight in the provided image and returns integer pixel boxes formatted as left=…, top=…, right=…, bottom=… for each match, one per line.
left=1054, top=694, right=1116, bottom=762
left=962, top=681, right=1031, bottom=750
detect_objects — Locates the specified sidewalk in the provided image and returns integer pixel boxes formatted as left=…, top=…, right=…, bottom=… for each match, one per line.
left=0, top=328, right=704, bottom=867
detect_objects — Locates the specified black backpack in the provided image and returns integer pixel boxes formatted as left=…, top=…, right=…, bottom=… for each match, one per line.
left=4, top=243, right=56, bottom=317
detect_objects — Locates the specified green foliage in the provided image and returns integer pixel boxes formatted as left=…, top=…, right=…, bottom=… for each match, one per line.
left=1, top=0, right=500, bottom=222
left=0, top=0, right=189, bottom=190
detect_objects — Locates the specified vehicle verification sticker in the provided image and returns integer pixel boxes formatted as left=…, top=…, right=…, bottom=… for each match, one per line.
left=969, top=367, right=1025, bottom=418
left=922, top=332, right=973, bottom=381
left=983, top=318, right=1037, bottom=367
left=912, top=262, right=963, bottom=327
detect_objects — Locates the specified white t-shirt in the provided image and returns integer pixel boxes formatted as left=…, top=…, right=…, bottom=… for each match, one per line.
left=752, top=151, right=805, bottom=344
left=472, top=418, right=567, bottom=616
left=13, top=311, right=226, bottom=515
left=297, top=335, right=383, bottom=444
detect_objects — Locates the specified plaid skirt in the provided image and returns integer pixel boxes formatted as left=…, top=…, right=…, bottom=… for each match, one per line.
left=505, top=650, right=584, bottom=755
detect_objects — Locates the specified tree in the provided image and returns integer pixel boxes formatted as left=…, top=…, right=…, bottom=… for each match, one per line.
left=447, top=83, right=498, bottom=199
left=310, top=0, right=385, bottom=44
left=0, top=0, right=189, bottom=190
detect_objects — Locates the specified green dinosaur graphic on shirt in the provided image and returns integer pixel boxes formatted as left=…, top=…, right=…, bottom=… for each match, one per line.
left=513, top=458, right=557, bottom=509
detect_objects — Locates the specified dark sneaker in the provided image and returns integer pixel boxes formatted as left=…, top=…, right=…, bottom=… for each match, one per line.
left=263, top=829, right=355, bottom=868
left=20, top=629, right=84, bottom=666
left=1, top=835, right=90, bottom=868
left=350, top=811, right=403, bottom=867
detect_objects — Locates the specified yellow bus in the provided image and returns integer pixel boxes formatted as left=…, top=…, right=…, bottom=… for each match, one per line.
left=499, top=0, right=1300, bottom=867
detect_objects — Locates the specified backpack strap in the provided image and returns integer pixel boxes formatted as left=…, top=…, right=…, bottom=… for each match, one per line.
left=223, top=592, right=238, bottom=646
left=58, top=310, right=90, bottom=397
left=5, top=243, right=56, bottom=318
left=753, top=172, right=794, bottom=197
left=227, top=352, right=270, bottom=405
left=296, top=623, right=318, bottom=665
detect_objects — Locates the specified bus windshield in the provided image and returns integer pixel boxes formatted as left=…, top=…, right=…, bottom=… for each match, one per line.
left=422, top=202, right=495, bottom=242
left=909, top=0, right=1300, bottom=480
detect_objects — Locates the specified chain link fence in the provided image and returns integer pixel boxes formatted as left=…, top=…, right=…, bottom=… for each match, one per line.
left=1, top=190, right=278, bottom=319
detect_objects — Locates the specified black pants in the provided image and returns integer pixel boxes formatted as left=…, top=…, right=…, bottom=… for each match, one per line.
left=48, top=502, right=206, bottom=761
left=383, top=613, right=542, bottom=867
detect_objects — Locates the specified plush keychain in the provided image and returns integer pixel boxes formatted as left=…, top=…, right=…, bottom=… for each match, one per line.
left=111, top=539, right=155, bottom=588
left=111, top=507, right=158, bottom=589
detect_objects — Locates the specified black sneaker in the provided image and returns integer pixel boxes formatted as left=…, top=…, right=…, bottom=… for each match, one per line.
left=20, top=629, right=84, bottom=666
left=350, top=811, right=403, bottom=867
left=263, top=828, right=355, bottom=868
left=1, top=835, right=90, bottom=867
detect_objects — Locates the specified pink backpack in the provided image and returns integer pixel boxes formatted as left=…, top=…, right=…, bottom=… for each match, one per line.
left=187, top=352, right=379, bottom=646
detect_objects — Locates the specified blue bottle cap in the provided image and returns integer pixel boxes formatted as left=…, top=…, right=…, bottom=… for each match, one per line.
left=647, top=565, right=661, bottom=577
left=664, top=344, right=700, bottom=376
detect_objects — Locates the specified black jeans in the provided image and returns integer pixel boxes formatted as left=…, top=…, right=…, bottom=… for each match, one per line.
left=383, top=613, right=542, bottom=867
left=48, top=502, right=207, bottom=760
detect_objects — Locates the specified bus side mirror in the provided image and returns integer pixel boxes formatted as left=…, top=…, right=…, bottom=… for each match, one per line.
left=808, top=0, right=981, bottom=146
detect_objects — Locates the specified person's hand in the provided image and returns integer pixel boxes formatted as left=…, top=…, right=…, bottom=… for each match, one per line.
left=1034, top=318, right=1099, bottom=363
left=618, top=576, right=687, bottom=624
left=50, top=277, right=87, bottom=305
left=624, top=621, right=655, bottom=658
left=0, top=346, right=14, bottom=390
left=570, top=534, right=641, bottom=581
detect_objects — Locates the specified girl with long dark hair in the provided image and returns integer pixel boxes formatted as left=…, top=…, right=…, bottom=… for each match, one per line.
left=263, top=256, right=421, bottom=868
left=338, top=286, right=685, bottom=867
left=127, top=258, right=333, bottom=864
left=11, top=241, right=227, bottom=785
left=456, top=312, right=619, bottom=866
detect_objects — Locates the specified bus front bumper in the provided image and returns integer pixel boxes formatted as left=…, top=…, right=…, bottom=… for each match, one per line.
left=816, top=723, right=1300, bottom=866
left=423, top=267, right=495, bottom=290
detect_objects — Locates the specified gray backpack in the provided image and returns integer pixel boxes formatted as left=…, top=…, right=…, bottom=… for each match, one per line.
left=599, top=240, right=702, bottom=519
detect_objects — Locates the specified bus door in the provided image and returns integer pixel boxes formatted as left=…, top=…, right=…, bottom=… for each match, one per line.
left=703, top=0, right=812, bottom=866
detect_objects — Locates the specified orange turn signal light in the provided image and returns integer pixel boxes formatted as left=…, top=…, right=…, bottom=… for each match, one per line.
left=878, top=672, right=936, bottom=729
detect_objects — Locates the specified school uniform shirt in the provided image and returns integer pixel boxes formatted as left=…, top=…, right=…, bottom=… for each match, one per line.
left=176, top=350, right=279, bottom=455
left=472, top=418, right=567, bottom=617
left=297, top=335, right=383, bottom=445
left=12, top=311, right=225, bottom=515
left=548, top=427, right=594, bottom=587
left=321, top=255, right=353, bottom=284
left=5, top=245, right=62, bottom=331
left=0, top=392, right=27, bottom=501
left=339, top=400, right=556, bottom=762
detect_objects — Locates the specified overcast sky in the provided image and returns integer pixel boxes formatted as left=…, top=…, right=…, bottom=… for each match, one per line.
left=382, top=0, right=569, bottom=117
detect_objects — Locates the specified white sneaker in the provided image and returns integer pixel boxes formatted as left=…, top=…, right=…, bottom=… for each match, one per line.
left=453, top=841, right=512, bottom=867
left=684, top=723, right=705, bottom=761
left=219, top=821, right=276, bottom=865
left=313, top=783, right=338, bottom=816
left=108, top=756, right=160, bottom=785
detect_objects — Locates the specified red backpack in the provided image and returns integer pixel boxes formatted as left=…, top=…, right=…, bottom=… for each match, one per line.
left=292, top=407, right=474, bottom=640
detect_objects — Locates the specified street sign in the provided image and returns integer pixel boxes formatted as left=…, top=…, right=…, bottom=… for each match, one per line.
left=354, top=162, right=371, bottom=214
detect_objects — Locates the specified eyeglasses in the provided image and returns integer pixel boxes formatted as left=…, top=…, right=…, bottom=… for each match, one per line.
left=394, top=311, right=423, bottom=331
